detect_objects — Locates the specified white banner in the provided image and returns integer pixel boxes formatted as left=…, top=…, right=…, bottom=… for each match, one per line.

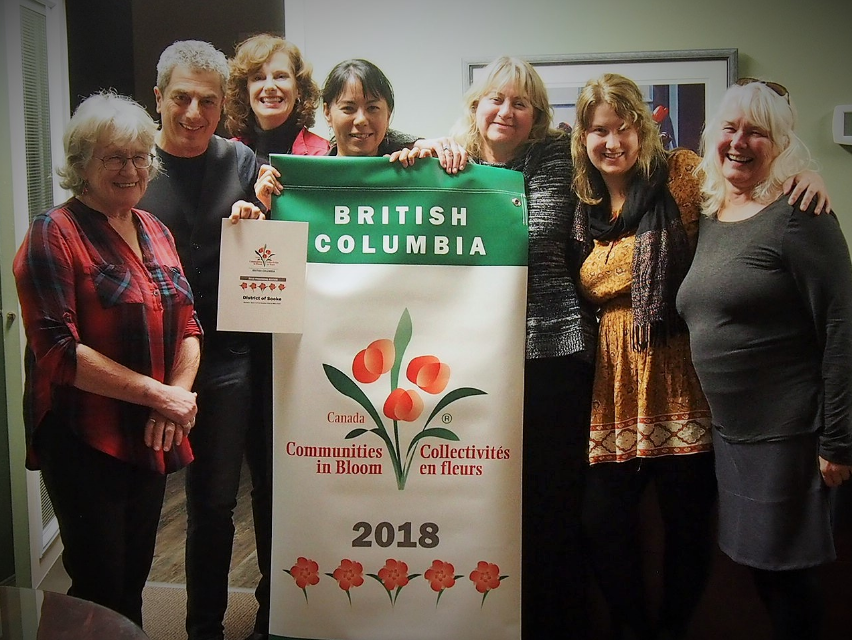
left=269, top=157, right=527, bottom=640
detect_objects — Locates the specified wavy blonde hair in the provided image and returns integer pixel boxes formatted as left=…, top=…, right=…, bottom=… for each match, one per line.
left=450, top=56, right=557, bottom=161
left=698, top=81, right=812, bottom=215
left=571, top=73, right=665, bottom=205
left=225, top=33, right=320, bottom=140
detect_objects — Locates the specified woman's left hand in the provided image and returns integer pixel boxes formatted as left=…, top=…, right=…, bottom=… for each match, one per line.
left=412, top=137, right=468, bottom=174
left=819, top=456, right=852, bottom=487
left=388, top=147, right=433, bottom=167
left=145, top=411, right=194, bottom=452
left=784, top=170, right=832, bottom=215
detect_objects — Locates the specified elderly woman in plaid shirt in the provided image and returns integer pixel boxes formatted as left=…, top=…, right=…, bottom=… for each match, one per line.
left=13, top=91, right=201, bottom=629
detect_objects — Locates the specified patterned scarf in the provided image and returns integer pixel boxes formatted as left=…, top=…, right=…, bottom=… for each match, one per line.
left=582, top=158, right=689, bottom=349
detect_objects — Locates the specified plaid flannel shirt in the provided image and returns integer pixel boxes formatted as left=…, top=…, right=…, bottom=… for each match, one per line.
left=13, top=198, right=202, bottom=474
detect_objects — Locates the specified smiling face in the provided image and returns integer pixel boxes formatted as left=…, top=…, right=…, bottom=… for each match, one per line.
left=323, top=79, right=391, bottom=157
left=154, top=64, right=223, bottom=157
left=584, top=102, right=640, bottom=189
left=717, top=110, right=778, bottom=194
left=474, top=84, right=535, bottom=163
left=80, top=141, right=151, bottom=216
left=248, top=50, right=299, bottom=130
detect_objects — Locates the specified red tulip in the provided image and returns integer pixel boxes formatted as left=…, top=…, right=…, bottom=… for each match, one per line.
left=407, top=355, right=450, bottom=394
left=352, top=339, right=395, bottom=383
left=383, top=388, right=423, bottom=422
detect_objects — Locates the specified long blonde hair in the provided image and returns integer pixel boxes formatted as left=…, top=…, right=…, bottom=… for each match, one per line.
left=698, top=81, right=812, bottom=215
left=450, top=56, right=557, bottom=161
left=571, top=73, right=665, bottom=205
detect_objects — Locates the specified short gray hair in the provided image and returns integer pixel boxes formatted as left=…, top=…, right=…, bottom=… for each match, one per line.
left=57, top=91, right=160, bottom=196
left=156, top=40, right=229, bottom=96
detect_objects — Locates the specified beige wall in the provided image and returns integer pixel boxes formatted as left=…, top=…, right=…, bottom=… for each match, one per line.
left=287, top=0, right=852, bottom=226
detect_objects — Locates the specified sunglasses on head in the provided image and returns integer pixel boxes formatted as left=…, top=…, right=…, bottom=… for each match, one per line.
left=735, top=77, right=790, bottom=103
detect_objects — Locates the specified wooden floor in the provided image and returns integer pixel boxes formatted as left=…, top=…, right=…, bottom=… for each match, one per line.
left=148, top=461, right=261, bottom=589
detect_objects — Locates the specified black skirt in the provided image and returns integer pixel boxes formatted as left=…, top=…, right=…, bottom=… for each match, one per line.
left=713, top=429, right=835, bottom=570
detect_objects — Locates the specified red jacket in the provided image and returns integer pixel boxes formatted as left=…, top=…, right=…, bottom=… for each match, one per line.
left=292, top=128, right=330, bottom=156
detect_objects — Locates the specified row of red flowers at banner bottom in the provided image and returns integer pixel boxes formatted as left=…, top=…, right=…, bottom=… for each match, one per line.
left=284, top=558, right=508, bottom=608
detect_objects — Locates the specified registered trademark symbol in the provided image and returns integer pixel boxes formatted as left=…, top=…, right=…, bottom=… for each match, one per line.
left=441, top=413, right=452, bottom=424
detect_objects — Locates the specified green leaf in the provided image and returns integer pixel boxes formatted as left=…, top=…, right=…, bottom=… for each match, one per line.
left=406, top=427, right=460, bottom=457
left=390, top=309, right=412, bottom=389
left=323, top=364, right=385, bottom=430
left=423, top=387, right=487, bottom=427
left=344, top=428, right=369, bottom=439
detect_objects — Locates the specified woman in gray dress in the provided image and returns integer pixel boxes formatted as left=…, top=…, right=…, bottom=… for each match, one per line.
left=677, top=78, right=852, bottom=640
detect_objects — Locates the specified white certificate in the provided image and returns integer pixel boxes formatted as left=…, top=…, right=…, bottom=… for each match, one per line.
left=216, top=219, right=308, bottom=333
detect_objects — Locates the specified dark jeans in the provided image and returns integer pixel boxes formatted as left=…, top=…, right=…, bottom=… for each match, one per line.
left=35, top=414, right=166, bottom=628
left=583, top=452, right=718, bottom=639
left=522, top=355, right=595, bottom=640
left=185, top=335, right=272, bottom=640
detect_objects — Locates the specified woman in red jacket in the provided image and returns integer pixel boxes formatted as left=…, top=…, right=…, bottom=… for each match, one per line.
left=225, top=33, right=329, bottom=163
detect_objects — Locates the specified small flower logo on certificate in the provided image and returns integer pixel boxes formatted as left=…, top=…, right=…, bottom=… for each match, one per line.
left=217, top=219, right=308, bottom=333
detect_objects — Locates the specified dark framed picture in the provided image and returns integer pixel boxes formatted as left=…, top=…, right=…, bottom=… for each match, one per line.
left=464, top=49, right=738, bottom=153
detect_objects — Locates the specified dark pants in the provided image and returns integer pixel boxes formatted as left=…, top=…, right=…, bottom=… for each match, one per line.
left=583, top=452, right=718, bottom=639
left=185, top=335, right=272, bottom=640
left=35, top=415, right=166, bottom=628
left=751, top=566, right=823, bottom=640
left=522, top=355, right=594, bottom=640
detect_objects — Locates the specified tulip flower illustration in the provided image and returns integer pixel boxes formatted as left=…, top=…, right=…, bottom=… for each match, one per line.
left=383, top=388, right=423, bottom=422
left=323, top=308, right=486, bottom=489
left=424, top=559, right=462, bottom=606
left=255, top=244, right=275, bottom=266
left=469, top=561, right=508, bottom=607
left=407, top=355, right=451, bottom=394
left=326, top=558, right=364, bottom=605
left=353, top=339, right=394, bottom=384
left=367, top=559, right=421, bottom=607
left=284, top=556, right=320, bottom=603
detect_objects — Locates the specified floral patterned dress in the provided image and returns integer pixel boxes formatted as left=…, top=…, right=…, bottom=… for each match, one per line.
left=579, top=149, right=712, bottom=464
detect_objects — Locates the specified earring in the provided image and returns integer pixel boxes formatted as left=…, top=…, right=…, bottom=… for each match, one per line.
left=81, top=180, right=89, bottom=196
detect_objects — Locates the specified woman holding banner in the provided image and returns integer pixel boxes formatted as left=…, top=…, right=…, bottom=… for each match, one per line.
left=254, top=58, right=457, bottom=206
left=422, top=56, right=598, bottom=639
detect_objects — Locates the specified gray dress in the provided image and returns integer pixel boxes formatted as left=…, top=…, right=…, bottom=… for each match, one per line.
left=676, top=196, right=852, bottom=568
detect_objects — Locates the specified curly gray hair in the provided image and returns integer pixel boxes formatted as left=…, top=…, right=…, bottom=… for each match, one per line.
left=57, top=91, right=160, bottom=196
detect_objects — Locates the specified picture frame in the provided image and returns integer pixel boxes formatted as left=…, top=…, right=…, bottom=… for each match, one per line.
left=463, top=49, right=738, bottom=153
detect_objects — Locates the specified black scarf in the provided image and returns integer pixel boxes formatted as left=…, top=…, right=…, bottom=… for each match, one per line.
left=584, top=159, right=689, bottom=349
left=252, top=116, right=301, bottom=165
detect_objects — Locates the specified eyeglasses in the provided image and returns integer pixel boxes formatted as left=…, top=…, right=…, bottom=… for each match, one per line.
left=734, top=77, right=790, bottom=103
left=94, top=154, right=155, bottom=171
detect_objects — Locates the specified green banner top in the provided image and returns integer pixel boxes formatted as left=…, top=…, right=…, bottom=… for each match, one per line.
left=269, top=155, right=528, bottom=266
